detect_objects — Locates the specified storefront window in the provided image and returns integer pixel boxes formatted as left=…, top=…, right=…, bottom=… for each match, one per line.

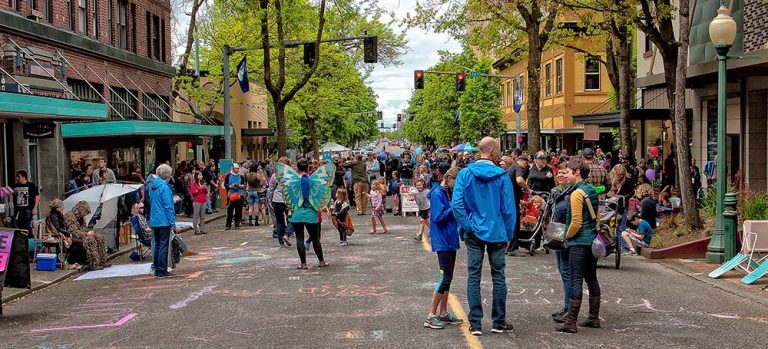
left=69, top=150, right=107, bottom=175
left=110, top=147, right=142, bottom=179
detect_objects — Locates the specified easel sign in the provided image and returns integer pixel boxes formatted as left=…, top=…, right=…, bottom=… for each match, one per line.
left=0, top=230, right=13, bottom=273
left=400, top=185, right=419, bottom=216
left=0, top=230, right=14, bottom=316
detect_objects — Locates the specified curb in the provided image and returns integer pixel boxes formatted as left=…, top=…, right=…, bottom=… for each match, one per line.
left=2, top=213, right=225, bottom=305
left=658, top=260, right=768, bottom=307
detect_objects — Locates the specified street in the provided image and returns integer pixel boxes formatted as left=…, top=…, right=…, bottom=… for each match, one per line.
left=1, top=212, right=766, bottom=349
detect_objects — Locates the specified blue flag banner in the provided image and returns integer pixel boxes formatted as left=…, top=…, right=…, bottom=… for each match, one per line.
left=237, top=56, right=249, bottom=93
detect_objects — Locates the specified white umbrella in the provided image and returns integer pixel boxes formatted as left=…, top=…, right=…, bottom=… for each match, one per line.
left=63, top=183, right=143, bottom=249
left=320, top=142, right=350, bottom=153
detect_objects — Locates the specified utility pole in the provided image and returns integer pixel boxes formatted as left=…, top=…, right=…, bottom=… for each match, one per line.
left=222, top=44, right=246, bottom=161
left=194, top=32, right=203, bottom=162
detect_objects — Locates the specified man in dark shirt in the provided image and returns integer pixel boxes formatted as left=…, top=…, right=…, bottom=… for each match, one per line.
left=13, top=170, right=39, bottom=233
left=385, top=153, right=399, bottom=180
left=527, top=152, right=555, bottom=193
left=399, top=153, right=415, bottom=185
left=506, top=153, right=531, bottom=255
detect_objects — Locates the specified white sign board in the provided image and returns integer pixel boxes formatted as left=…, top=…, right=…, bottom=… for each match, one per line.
left=400, top=185, right=419, bottom=213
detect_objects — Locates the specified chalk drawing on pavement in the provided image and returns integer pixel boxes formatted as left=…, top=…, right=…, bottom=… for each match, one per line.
left=170, top=285, right=217, bottom=309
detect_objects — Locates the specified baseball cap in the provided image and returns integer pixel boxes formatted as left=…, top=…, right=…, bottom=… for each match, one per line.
left=582, top=148, right=595, bottom=159
left=535, top=153, right=548, bottom=160
left=233, top=163, right=240, bottom=169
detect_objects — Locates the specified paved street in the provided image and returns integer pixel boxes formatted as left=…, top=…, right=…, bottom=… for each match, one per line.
left=1, top=211, right=767, bottom=349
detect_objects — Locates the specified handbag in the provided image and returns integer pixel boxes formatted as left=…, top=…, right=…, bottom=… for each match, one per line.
left=343, top=214, right=355, bottom=236
left=228, top=192, right=241, bottom=202
left=543, top=221, right=566, bottom=250
left=579, top=189, right=605, bottom=259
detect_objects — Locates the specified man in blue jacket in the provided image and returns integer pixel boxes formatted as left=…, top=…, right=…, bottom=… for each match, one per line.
left=452, top=136, right=517, bottom=336
left=149, top=164, right=176, bottom=278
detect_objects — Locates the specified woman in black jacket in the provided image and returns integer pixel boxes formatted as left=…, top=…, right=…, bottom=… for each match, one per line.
left=47, top=199, right=87, bottom=269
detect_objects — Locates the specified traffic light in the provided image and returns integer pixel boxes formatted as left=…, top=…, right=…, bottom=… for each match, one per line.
left=364, top=36, right=378, bottom=63
left=380, top=122, right=384, bottom=128
left=455, top=73, right=466, bottom=92
left=414, top=70, right=424, bottom=89
left=303, top=43, right=315, bottom=65
left=397, top=113, right=402, bottom=122
left=377, top=111, right=383, bottom=120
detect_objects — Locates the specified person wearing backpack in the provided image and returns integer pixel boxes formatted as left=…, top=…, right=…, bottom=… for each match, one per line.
left=557, top=157, right=601, bottom=334
left=224, top=163, right=246, bottom=230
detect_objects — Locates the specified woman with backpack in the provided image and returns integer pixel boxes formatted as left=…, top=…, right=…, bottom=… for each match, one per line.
left=557, top=158, right=602, bottom=333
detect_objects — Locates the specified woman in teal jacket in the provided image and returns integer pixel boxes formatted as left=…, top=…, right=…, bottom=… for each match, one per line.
left=557, top=158, right=602, bottom=333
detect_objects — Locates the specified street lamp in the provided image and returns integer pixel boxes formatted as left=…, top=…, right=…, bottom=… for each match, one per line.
left=706, top=6, right=737, bottom=264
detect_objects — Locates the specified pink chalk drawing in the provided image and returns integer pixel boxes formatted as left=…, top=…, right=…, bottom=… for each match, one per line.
left=29, top=312, right=141, bottom=333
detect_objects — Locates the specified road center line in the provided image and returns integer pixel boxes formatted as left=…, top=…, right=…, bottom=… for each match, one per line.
left=421, top=235, right=483, bottom=349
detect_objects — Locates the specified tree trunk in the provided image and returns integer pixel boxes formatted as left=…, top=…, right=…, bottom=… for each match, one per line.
left=309, top=116, right=318, bottom=160
left=673, top=0, right=702, bottom=230
left=616, top=22, right=634, bottom=161
left=526, top=28, right=543, bottom=152
left=275, top=101, right=287, bottom=157
left=178, top=0, right=203, bottom=77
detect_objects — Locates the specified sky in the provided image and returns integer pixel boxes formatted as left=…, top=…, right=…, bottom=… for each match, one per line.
left=368, top=1, right=461, bottom=130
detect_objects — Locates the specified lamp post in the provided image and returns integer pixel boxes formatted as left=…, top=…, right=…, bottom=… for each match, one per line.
left=222, top=44, right=246, bottom=161
left=706, top=5, right=737, bottom=264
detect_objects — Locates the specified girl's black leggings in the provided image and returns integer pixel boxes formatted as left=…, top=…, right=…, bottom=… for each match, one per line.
left=336, top=214, right=348, bottom=242
left=292, top=222, right=324, bottom=264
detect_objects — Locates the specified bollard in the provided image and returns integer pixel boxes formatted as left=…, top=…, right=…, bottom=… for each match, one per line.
left=723, top=192, right=739, bottom=261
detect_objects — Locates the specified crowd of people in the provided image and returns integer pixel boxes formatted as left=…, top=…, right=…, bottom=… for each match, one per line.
left=5, top=136, right=692, bottom=332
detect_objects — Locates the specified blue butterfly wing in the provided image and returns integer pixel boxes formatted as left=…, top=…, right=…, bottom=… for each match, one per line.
left=275, top=163, right=303, bottom=211
left=307, top=162, right=336, bottom=211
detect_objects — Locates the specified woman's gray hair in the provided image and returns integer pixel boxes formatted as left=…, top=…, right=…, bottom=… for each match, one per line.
left=156, top=164, right=173, bottom=179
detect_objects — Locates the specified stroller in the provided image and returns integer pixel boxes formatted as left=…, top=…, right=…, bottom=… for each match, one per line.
left=517, top=191, right=551, bottom=256
left=597, top=196, right=624, bottom=269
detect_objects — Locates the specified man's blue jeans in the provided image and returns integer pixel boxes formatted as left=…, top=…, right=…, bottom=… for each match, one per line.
left=152, top=227, right=171, bottom=277
left=555, top=249, right=571, bottom=312
left=465, top=233, right=507, bottom=329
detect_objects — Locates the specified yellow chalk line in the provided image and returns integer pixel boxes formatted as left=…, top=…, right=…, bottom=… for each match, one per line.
left=421, top=236, right=483, bottom=349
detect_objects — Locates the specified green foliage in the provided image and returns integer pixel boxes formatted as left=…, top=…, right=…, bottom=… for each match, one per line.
left=702, top=187, right=717, bottom=218
left=193, top=0, right=406, bottom=152
left=458, top=59, right=503, bottom=144
left=739, top=189, right=768, bottom=221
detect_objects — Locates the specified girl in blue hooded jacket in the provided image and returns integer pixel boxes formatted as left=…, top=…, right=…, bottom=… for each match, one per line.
left=423, top=167, right=463, bottom=330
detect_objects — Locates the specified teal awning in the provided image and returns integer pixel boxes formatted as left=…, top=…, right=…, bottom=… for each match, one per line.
left=62, top=120, right=225, bottom=138
left=0, top=92, right=107, bottom=120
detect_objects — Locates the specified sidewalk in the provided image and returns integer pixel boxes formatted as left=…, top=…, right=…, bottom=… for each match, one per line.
left=658, top=258, right=768, bottom=306
left=2, top=211, right=226, bottom=304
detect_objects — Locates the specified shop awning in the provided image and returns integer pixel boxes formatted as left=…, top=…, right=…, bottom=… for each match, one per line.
left=61, top=120, right=226, bottom=138
left=572, top=108, right=690, bottom=127
left=0, top=92, right=107, bottom=120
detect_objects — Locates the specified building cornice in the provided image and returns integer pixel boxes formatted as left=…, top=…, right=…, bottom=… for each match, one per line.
left=0, top=11, right=176, bottom=77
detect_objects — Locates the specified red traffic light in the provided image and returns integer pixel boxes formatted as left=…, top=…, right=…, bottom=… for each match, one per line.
left=455, top=73, right=466, bottom=92
left=414, top=70, right=425, bottom=89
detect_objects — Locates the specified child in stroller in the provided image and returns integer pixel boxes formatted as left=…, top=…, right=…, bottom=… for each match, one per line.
left=516, top=191, right=550, bottom=255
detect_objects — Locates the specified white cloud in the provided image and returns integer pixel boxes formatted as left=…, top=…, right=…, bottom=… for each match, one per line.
left=368, top=0, right=461, bottom=129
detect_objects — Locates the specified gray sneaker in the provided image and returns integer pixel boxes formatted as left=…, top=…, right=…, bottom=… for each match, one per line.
left=423, top=315, right=446, bottom=329
left=439, top=312, right=464, bottom=325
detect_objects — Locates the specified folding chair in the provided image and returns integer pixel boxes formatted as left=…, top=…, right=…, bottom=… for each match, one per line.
left=130, top=216, right=152, bottom=261
left=741, top=221, right=768, bottom=284
left=709, top=220, right=768, bottom=280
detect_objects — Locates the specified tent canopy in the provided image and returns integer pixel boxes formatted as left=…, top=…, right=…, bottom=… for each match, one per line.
left=320, top=142, right=350, bottom=153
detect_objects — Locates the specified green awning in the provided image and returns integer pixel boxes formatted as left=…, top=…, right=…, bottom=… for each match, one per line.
left=0, top=92, right=107, bottom=120
left=62, top=120, right=225, bottom=138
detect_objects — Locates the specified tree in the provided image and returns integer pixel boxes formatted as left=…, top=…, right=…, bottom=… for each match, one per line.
left=458, top=59, right=504, bottom=144
left=631, top=0, right=701, bottom=230
left=199, top=0, right=405, bottom=157
left=554, top=0, right=635, bottom=161
left=408, top=0, right=558, bottom=152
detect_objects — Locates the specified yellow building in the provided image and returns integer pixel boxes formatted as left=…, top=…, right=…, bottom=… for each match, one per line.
left=493, top=45, right=613, bottom=153
left=174, top=78, right=272, bottom=162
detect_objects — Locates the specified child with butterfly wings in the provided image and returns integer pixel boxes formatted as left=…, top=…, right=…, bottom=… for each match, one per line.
left=275, top=158, right=335, bottom=269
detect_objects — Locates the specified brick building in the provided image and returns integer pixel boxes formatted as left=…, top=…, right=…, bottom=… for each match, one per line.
left=0, top=0, right=223, bottom=221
